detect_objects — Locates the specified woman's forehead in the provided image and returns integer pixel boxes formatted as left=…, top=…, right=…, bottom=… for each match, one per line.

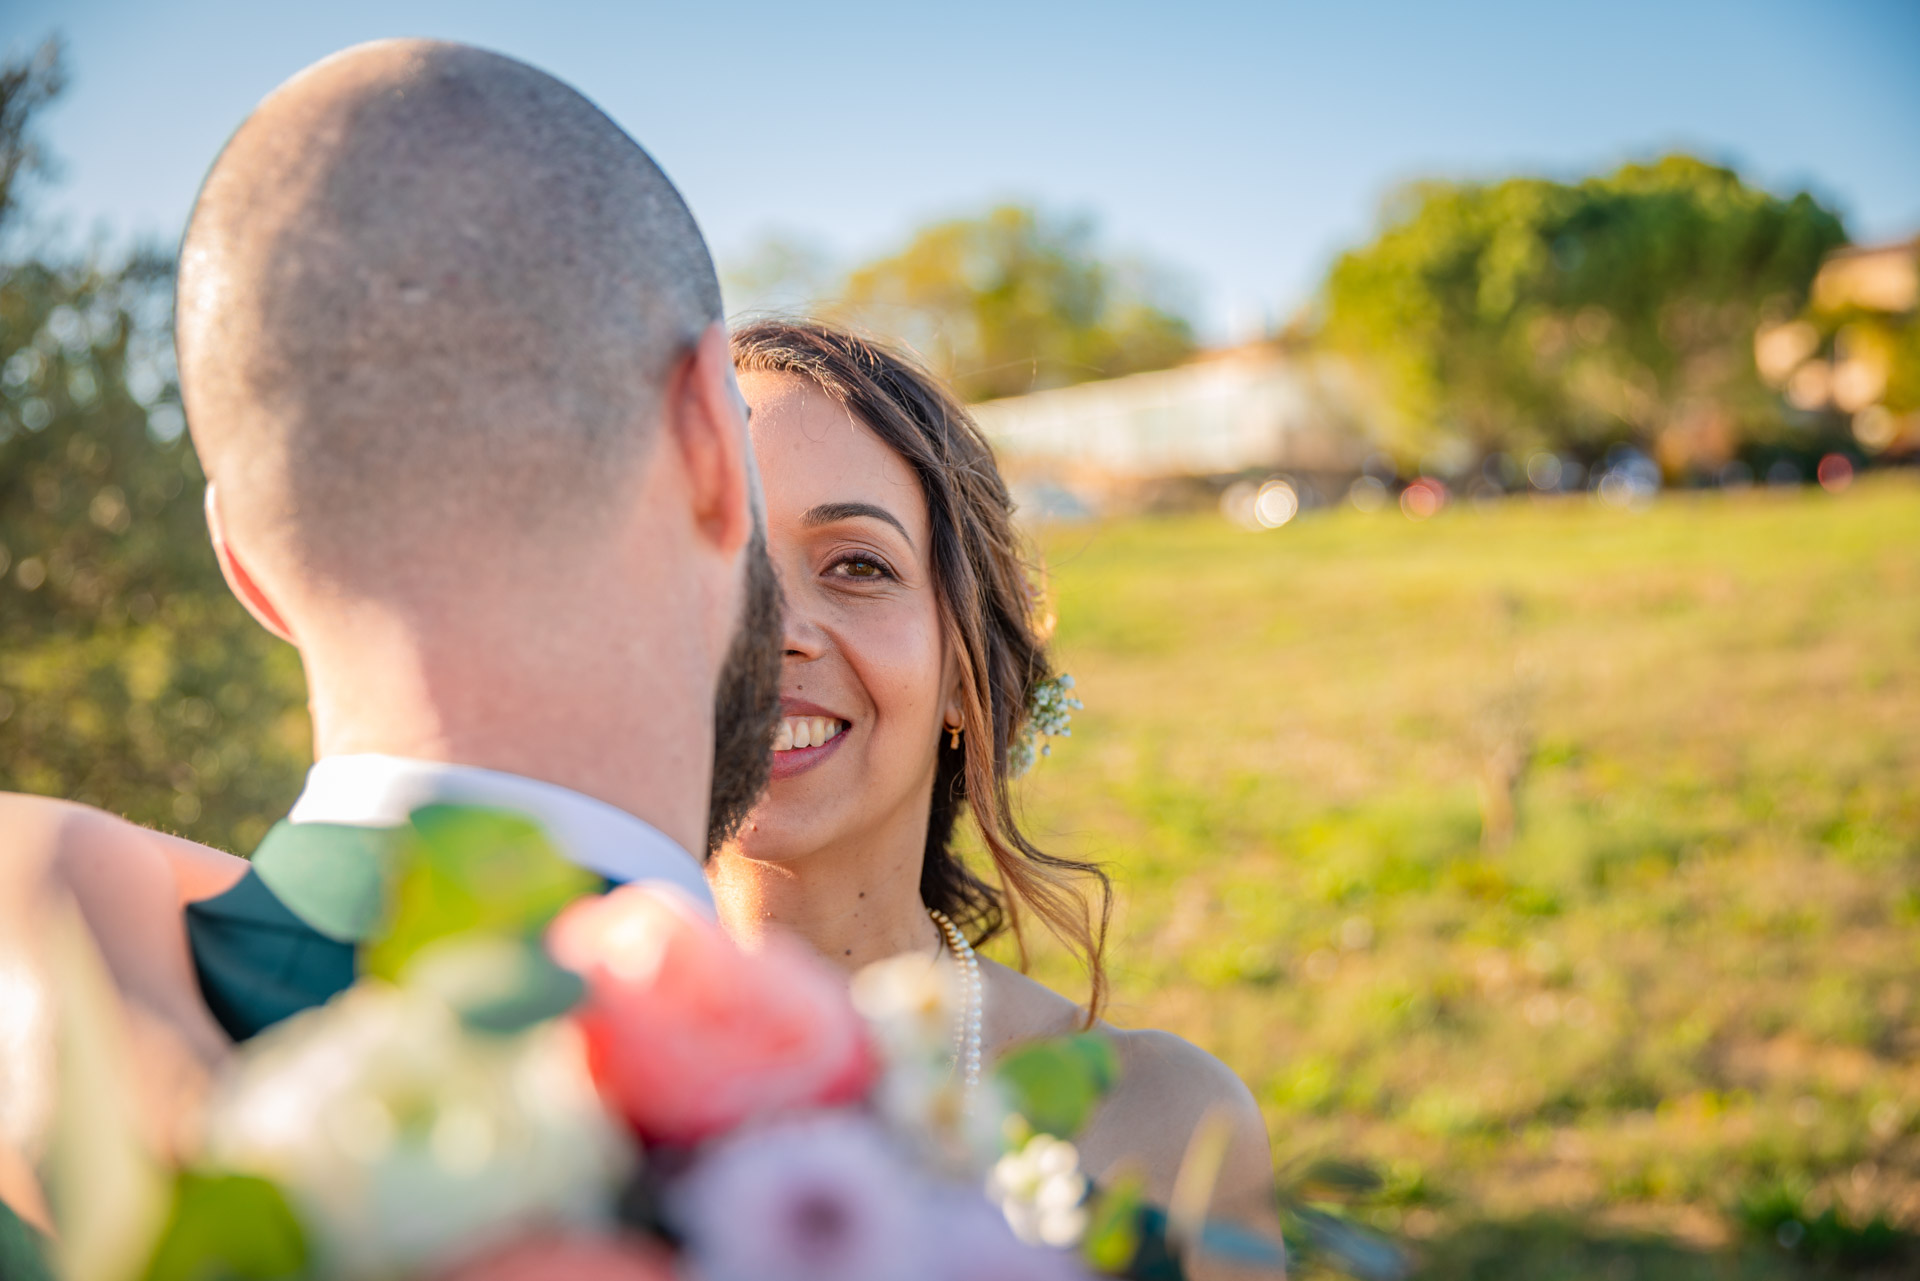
left=742, top=372, right=927, bottom=537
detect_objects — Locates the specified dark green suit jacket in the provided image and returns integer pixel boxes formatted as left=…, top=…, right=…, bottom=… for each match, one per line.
left=185, top=820, right=405, bottom=1042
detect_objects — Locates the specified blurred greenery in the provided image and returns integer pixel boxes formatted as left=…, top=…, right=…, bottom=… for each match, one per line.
left=0, top=40, right=309, bottom=854
left=1318, top=156, right=1850, bottom=473
left=1003, top=477, right=1920, bottom=1278
left=729, top=204, right=1197, bottom=402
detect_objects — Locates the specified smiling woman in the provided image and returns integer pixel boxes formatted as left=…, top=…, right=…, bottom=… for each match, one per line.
left=718, top=321, right=1108, bottom=997
left=711, top=322, right=1276, bottom=1227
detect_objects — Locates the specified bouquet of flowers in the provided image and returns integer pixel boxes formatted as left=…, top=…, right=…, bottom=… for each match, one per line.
left=26, top=805, right=1313, bottom=1281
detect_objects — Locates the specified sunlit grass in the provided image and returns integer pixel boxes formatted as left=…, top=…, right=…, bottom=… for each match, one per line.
left=993, top=474, right=1920, bottom=1274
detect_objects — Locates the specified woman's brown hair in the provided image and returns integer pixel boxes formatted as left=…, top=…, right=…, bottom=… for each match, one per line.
left=732, top=319, right=1110, bottom=1021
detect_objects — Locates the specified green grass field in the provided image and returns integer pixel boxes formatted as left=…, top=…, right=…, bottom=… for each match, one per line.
left=1005, top=474, right=1920, bottom=1279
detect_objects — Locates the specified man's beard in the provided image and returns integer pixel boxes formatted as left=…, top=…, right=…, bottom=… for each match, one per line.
left=706, top=524, right=785, bottom=852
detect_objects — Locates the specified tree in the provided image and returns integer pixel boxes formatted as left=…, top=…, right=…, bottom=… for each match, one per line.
left=1317, top=155, right=1849, bottom=472
left=0, top=37, right=64, bottom=240
left=832, top=205, right=1195, bottom=403
left=0, top=40, right=309, bottom=854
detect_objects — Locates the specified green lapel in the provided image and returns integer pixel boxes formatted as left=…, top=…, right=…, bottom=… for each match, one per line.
left=248, top=821, right=403, bottom=943
left=0, top=1199, right=53, bottom=1281
left=186, top=821, right=407, bottom=1043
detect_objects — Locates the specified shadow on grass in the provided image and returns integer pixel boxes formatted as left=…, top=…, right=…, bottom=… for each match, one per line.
left=1398, top=1214, right=1919, bottom=1281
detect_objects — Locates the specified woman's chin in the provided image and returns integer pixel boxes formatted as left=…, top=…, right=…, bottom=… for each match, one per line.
left=722, top=809, right=838, bottom=865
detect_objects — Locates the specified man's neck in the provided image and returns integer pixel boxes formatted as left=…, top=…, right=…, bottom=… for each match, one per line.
left=298, top=602, right=714, bottom=858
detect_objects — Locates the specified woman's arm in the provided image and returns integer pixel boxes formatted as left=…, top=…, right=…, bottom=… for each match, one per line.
left=0, top=794, right=243, bottom=1070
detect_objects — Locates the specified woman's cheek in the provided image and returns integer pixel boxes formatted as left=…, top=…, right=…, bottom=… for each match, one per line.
left=845, top=607, right=948, bottom=754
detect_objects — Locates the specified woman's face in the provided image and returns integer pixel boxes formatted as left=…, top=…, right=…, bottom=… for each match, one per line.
left=725, top=371, right=955, bottom=863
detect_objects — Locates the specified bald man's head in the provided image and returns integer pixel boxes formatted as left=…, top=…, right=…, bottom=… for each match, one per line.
left=177, top=40, right=721, bottom=589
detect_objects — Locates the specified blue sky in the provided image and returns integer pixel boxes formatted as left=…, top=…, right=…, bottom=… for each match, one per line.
left=6, top=0, right=1917, bottom=340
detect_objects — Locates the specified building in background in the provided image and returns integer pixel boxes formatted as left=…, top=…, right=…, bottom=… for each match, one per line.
left=971, top=343, right=1369, bottom=518
left=1755, top=237, right=1920, bottom=458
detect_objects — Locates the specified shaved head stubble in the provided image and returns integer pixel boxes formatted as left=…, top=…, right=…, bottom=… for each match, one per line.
left=175, top=39, right=781, bottom=844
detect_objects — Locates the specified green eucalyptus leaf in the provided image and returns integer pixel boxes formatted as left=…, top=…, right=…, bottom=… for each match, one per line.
left=1124, top=1204, right=1186, bottom=1281
left=403, top=934, right=586, bottom=1035
left=141, top=1172, right=306, bottom=1281
left=1081, top=1174, right=1146, bottom=1273
left=364, top=804, right=599, bottom=981
left=1120, top=1200, right=1291, bottom=1279
left=994, top=1034, right=1121, bottom=1138
left=1195, top=1219, right=1289, bottom=1269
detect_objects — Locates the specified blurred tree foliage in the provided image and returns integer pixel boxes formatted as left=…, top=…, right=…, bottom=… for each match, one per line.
left=0, top=39, right=308, bottom=855
left=1318, top=155, right=1849, bottom=471
left=832, top=205, right=1195, bottom=402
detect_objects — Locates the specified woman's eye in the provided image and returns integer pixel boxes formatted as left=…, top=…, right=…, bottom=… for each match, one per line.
left=831, top=556, right=892, bottom=581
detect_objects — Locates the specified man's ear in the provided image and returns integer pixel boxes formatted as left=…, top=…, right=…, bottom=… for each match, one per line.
left=204, top=483, right=295, bottom=643
left=667, top=321, right=756, bottom=558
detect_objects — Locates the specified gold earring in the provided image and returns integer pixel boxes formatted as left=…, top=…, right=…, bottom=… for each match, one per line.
left=948, top=722, right=962, bottom=750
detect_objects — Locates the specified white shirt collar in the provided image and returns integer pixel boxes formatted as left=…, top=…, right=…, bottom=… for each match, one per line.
left=287, top=754, right=715, bottom=913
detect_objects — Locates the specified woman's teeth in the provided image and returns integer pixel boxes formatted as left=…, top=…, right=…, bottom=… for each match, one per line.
left=774, top=716, right=846, bottom=752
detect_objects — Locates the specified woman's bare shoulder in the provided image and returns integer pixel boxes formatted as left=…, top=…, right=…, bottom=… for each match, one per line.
left=1098, top=1029, right=1271, bottom=1179
left=979, top=957, right=1089, bottom=1043
left=0, top=792, right=248, bottom=904
left=1107, top=1026, right=1264, bottom=1118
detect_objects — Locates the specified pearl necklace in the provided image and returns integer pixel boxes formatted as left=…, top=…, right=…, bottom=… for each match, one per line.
left=928, top=907, right=983, bottom=1096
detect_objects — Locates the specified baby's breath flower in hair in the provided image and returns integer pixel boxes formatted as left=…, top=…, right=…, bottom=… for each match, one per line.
left=1010, top=674, right=1082, bottom=778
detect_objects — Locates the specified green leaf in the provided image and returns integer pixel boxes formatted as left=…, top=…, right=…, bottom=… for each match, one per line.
left=1194, top=1219, right=1289, bottom=1269
left=402, top=934, right=586, bottom=1035
left=363, top=805, right=600, bottom=981
left=1123, top=1204, right=1185, bottom=1281
left=1119, top=1201, right=1292, bottom=1279
left=993, top=1034, right=1121, bottom=1139
left=141, top=1172, right=306, bottom=1281
left=1081, top=1175, right=1146, bottom=1274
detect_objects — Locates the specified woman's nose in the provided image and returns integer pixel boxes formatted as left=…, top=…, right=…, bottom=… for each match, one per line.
left=781, top=596, right=828, bottom=660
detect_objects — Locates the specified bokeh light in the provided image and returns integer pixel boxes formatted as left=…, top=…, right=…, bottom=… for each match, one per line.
left=1253, top=479, right=1299, bottom=528
left=1348, top=475, right=1390, bottom=512
left=1816, top=453, right=1854, bottom=492
left=1399, top=478, right=1447, bottom=521
left=1525, top=452, right=1564, bottom=491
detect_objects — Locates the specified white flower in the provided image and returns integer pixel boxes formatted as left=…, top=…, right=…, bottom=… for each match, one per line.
left=851, top=954, right=1012, bottom=1176
left=987, top=1133, right=1091, bottom=1248
left=203, top=982, right=631, bottom=1279
left=850, top=952, right=955, bottom=1062
left=1012, top=674, right=1083, bottom=778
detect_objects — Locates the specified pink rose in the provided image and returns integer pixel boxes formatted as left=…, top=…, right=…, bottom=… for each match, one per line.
left=433, top=1234, right=677, bottom=1281
left=547, top=886, right=875, bottom=1145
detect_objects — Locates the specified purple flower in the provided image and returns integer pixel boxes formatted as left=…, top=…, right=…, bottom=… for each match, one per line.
left=673, top=1112, right=920, bottom=1281
left=920, top=1186, right=1096, bottom=1281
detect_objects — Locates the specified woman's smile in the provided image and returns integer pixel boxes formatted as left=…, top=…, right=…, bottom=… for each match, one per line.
left=769, top=699, right=853, bottom=779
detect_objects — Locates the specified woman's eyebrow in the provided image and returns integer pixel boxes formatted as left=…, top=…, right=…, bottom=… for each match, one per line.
left=801, top=501, right=913, bottom=544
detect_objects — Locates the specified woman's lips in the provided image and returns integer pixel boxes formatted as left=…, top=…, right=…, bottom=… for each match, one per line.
left=768, top=722, right=848, bottom=780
